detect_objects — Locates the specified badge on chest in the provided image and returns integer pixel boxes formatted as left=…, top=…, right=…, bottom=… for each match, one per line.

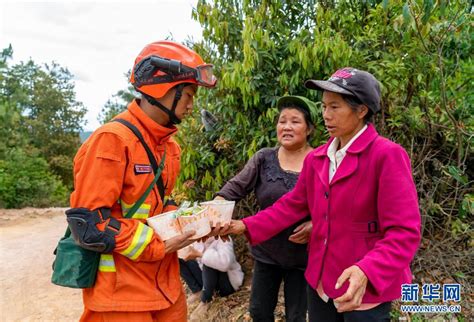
left=134, top=164, right=153, bottom=175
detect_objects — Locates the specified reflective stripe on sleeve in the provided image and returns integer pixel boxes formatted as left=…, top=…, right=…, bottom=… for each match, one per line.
left=121, top=200, right=151, bottom=219
left=119, top=222, right=154, bottom=260
left=98, top=254, right=116, bottom=272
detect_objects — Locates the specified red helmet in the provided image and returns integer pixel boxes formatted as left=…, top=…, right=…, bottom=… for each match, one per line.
left=130, top=41, right=216, bottom=99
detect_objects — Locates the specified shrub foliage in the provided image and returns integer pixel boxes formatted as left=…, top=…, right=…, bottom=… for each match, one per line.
left=0, top=45, right=86, bottom=207
left=173, top=0, right=472, bottom=310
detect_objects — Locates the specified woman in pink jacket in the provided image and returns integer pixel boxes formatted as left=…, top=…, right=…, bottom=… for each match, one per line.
left=222, top=68, right=421, bottom=321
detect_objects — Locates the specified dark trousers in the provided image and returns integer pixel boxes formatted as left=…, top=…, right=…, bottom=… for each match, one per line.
left=179, top=259, right=203, bottom=293
left=179, top=259, right=235, bottom=302
left=307, top=285, right=391, bottom=322
left=201, top=263, right=235, bottom=302
left=249, top=260, right=308, bottom=322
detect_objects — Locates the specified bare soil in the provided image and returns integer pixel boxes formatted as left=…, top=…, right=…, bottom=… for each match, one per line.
left=0, top=208, right=82, bottom=322
left=2, top=208, right=470, bottom=322
left=0, top=208, right=264, bottom=322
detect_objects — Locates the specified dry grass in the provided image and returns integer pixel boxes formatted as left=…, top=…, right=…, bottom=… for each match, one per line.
left=185, top=233, right=472, bottom=321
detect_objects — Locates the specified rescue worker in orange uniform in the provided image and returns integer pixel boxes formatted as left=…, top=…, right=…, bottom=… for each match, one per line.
left=68, top=41, right=217, bottom=321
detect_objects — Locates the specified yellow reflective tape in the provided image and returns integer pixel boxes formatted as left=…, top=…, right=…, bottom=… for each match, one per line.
left=99, top=266, right=116, bottom=272
left=129, top=227, right=153, bottom=260
left=127, top=206, right=150, bottom=214
left=121, top=200, right=132, bottom=216
left=132, top=213, right=149, bottom=219
left=119, top=223, right=154, bottom=260
left=98, top=254, right=116, bottom=272
left=120, top=200, right=151, bottom=219
left=130, top=207, right=150, bottom=219
left=121, top=223, right=144, bottom=257
left=133, top=208, right=150, bottom=215
left=121, top=200, right=151, bottom=209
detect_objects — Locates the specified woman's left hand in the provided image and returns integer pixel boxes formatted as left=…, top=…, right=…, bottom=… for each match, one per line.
left=333, top=265, right=368, bottom=312
left=199, top=222, right=230, bottom=242
left=288, top=221, right=312, bottom=244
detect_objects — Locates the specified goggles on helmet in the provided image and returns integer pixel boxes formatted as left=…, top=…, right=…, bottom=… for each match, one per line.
left=133, top=55, right=217, bottom=88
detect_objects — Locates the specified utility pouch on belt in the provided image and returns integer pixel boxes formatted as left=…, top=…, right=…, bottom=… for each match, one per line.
left=51, top=207, right=121, bottom=289
left=51, top=227, right=100, bottom=288
left=52, top=119, right=166, bottom=289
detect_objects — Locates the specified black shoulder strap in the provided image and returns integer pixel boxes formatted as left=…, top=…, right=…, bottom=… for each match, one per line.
left=112, top=118, right=166, bottom=202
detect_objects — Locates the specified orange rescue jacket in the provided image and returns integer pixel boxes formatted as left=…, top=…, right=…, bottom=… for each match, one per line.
left=70, top=99, right=182, bottom=311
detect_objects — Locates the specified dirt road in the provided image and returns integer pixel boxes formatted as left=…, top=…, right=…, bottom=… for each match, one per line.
left=0, top=208, right=82, bottom=322
left=0, top=208, right=263, bottom=322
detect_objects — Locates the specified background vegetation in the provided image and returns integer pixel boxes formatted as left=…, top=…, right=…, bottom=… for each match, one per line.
left=176, top=0, right=472, bottom=319
left=95, top=1, right=474, bottom=318
left=0, top=45, right=85, bottom=208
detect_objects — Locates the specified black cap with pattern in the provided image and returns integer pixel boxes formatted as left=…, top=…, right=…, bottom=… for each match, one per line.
left=304, top=67, right=381, bottom=113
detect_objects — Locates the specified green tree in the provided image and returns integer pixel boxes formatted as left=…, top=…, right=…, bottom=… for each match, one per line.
left=0, top=46, right=27, bottom=157
left=1, top=50, right=87, bottom=187
left=174, top=1, right=472, bottom=316
left=0, top=148, right=68, bottom=208
left=98, top=84, right=135, bottom=124
left=182, top=0, right=473, bottom=217
left=0, top=46, right=86, bottom=207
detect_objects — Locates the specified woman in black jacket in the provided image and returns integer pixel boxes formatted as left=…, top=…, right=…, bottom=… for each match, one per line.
left=215, top=95, right=318, bottom=322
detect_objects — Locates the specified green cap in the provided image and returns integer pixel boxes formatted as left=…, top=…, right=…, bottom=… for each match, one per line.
left=276, top=95, right=319, bottom=126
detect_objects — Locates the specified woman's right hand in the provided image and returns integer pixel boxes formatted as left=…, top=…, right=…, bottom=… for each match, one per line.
left=220, top=219, right=247, bottom=236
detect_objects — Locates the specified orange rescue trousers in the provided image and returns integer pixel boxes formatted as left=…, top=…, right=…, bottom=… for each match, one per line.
left=79, top=290, right=187, bottom=322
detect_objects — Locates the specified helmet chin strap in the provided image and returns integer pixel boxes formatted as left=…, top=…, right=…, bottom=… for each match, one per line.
left=139, top=83, right=187, bottom=126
